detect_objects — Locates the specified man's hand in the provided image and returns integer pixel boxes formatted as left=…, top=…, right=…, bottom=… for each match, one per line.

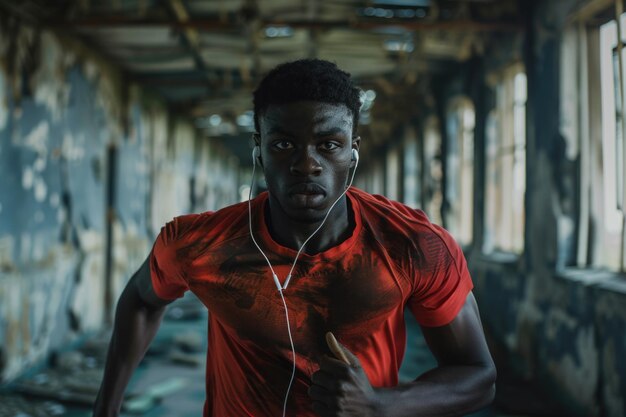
left=308, top=332, right=381, bottom=417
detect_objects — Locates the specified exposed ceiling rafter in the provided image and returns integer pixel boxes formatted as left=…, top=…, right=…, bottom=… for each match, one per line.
left=165, top=0, right=216, bottom=86
left=50, top=16, right=523, bottom=32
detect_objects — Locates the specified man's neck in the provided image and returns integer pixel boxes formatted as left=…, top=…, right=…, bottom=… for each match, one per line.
left=265, top=196, right=353, bottom=255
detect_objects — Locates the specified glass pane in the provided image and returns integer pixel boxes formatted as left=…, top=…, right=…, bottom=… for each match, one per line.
left=598, top=19, right=624, bottom=270
left=403, top=131, right=420, bottom=208
left=445, top=98, right=473, bottom=245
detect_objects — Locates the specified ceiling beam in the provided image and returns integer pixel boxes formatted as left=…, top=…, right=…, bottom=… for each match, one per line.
left=130, top=76, right=210, bottom=86
left=567, top=0, right=614, bottom=23
left=165, top=0, right=216, bottom=86
left=53, top=16, right=523, bottom=32
left=168, top=0, right=202, bottom=55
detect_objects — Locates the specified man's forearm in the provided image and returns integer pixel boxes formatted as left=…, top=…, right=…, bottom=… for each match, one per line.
left=375, top=364, right=496, bottom=417
left=93, top=283, right=166, bottom=416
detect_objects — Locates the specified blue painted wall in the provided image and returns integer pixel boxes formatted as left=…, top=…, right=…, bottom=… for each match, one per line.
left=0, top=30, right=239, bottom=382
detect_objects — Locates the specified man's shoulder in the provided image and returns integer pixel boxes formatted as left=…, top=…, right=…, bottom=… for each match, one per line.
left=159, top=199, right=252, bottom=244
left=349, top=188, right=458, bottom=252
left=349, top=187, right=432, bottom=227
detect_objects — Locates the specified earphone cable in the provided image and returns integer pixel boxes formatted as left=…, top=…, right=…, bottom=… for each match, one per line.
left=248, top=161, right=296, bottom=417
left=278, top=288, right=297, bottom=417
left=282, top=157, right=359, bottom=289
left=248, top=148, right=358, bottom=417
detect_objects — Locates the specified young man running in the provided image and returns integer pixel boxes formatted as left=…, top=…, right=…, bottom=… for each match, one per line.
left=94, top=59, right=496, bottom=417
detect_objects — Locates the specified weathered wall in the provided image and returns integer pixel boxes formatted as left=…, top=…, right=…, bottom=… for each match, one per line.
left=0, top=24, right=239, bottom=382
left=459, top=1, right=626, bottom=416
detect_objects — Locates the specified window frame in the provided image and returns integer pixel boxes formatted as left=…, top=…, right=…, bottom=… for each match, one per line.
left=483, top=63, right=527, bottom=255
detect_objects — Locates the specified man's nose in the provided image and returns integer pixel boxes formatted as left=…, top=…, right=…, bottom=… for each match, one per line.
left=290, top=148, right=322, bottom=176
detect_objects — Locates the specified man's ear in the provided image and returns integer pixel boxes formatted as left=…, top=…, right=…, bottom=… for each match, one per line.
left=252, top=133, right=263, bottom=167
left=351, top=136, right=361, bottom=168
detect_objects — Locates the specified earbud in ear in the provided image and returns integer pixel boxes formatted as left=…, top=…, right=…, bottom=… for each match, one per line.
left=351, top=149, right=359, bottom=163
left=252, top=146, right=260, bottom=164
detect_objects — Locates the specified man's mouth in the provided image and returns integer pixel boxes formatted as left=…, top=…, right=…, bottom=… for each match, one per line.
left=287, top=183, right=327, bottom=207
left=288, top=183, right=326, bottom=196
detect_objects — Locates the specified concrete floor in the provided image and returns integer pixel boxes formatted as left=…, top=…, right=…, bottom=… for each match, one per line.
left=0, top=295, right=536, bottom=417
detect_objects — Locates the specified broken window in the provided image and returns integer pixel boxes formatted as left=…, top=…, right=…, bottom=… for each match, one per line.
left=483, top=65, right=527, bottom=254
left=445, top=97, right=475, bottom=246
left=593, top=17, right=626, bottom=271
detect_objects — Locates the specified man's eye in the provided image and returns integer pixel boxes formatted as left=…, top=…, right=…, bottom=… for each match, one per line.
left=273, top=140, right=293, bottom=150
left=321, top=142, right=340, bottom=151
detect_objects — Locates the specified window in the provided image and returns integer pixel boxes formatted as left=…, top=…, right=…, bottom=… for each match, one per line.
left=386, top=147, right=400, bottom=200
left=445, top=97, right=475, bottom=246
left=483, top=65, right=527, bottom=254
left=594, top=17, right=626, bottom=271
left=560, top=16, right=626, bottom=272
left=371, top=161, right=384, bottom=196
left=423, top=116, right=443, bottom=225
left=402, top=126, right=420, bottom=208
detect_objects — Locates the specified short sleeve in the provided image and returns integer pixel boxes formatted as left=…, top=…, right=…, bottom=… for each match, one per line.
left=407, top=226, right=474, bottom=327
left=149, top=216, right=192, bottom=300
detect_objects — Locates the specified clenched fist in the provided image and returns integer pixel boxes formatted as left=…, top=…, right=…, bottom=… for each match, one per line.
left=308, top=332, right=382, bottom=417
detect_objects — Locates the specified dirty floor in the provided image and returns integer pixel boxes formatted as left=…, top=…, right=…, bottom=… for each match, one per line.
left=0, top=295, right=551, bottom=417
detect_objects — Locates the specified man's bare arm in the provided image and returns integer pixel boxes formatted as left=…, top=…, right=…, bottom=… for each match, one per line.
left=93, top=257, right=172, bottom=417
left=310, top=292, right=496, bottom=417
left=375, top=292, right=496, bottom=417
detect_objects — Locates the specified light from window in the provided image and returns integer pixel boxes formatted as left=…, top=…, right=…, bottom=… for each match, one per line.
left=483, top=66, right=526, bottom=254
left=403, top=127, right=420, bottom=208
left=597, top=19, right=626, bottom=271
left=423, top=116, right=444, bottom=225
left=445, top=98, right=475, bottom=245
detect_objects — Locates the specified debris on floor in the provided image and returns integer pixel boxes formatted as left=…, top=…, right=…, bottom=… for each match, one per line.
left=0, top=297, right=208, bottom=416
left=0, top=394, right=66, bottom=416
left=123, top=377, right=188, bottom=414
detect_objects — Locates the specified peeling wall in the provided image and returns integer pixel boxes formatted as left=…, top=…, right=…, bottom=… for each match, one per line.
left=0, top=24, right=238, bottom=382
left=460, top=1, right=626, bottom=416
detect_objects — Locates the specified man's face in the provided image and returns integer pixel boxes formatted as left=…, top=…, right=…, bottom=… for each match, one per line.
left=257, top=101, right=359, bottom=224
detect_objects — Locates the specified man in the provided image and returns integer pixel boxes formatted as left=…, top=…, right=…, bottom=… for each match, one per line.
left=94, top=59, right=496, bottom=417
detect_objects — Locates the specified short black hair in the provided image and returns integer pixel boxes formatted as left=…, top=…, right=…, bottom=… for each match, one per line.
left=253, top=59, right=361, bottom=136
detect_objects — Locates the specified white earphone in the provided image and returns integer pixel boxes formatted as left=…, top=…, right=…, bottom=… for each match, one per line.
left=248, top=142, right=359, bottom=417
left=351, top=147, right=359, bottom=163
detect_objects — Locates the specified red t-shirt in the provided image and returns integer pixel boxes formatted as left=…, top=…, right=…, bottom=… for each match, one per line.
left=150, top=188, right=473, bottom=417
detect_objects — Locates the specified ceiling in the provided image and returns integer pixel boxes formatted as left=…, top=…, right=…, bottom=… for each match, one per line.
left=0, top=0, right=522, bottom=146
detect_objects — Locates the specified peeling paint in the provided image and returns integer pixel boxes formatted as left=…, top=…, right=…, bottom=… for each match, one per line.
left=33, top=156, right=46, bottom=172
left=61, top=132, right=85, bottom=161
left=602, top=342, right=625, bottom=417
left=595, top=290, right=626, bottom=321
left=83, top=60, right=99, bottom=82
left=33, top=178, right=47, bottom=202
left=19, top=234, right=31, bottom=265
left=547, top=327, right=598, bottom=411
left=31, top=34, right=71, bottom=121
left=49, top=193, right=60, bottom=208
left=0, top=17, right=238, bottom=386
left=544, top=308, right=577, bottom=340
left=0, top=248, right=78, bottom=381
left=21, top=167, right=34, bottom=189
left=23, top=121, right=49, bottom=155
left=0, top=235, right=15, bottom=270
left=71, top=250, right=105, bottom=331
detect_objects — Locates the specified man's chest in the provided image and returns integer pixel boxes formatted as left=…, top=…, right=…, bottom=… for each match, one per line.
left=183, top=243, right=407, bottom=357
